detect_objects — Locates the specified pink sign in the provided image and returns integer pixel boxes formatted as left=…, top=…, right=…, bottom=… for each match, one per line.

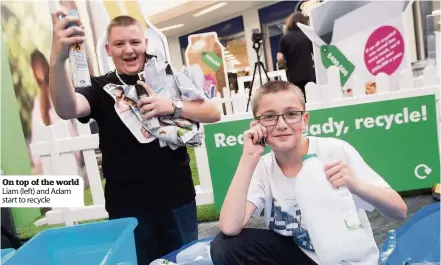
left=364, top=25, right=404, bottom=76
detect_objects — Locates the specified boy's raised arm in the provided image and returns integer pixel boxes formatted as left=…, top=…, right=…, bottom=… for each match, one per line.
left=49, top=10, right=91, bottom=120
left=219, top=122, right=267, bottom=236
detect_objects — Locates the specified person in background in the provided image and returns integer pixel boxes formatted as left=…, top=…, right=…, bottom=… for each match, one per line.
left=277, top=11, right=315, bottom=102
left=49, top=11, right=221, bottom=265
left=30, top=49, right=90, bottom=215
left=210, top=80, right=407, bottom=265
left=30, top=50, right=52, bottom=127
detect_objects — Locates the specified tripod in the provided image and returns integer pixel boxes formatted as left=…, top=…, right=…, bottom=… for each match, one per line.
left=246, top=41, right=270, bottom=112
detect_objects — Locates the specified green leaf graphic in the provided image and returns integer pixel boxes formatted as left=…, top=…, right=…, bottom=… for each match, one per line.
left=201, top=51, right=222, bottom=72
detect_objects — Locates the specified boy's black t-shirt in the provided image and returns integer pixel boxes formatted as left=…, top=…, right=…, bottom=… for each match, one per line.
left=75, top=71, right=195, bottom=215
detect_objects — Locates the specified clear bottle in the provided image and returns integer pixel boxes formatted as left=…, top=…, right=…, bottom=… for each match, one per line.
left=63, top=9, right=92, bottom=88
left=378, top=230, right=396, bottom=265
left=294, top=154, right=372, bottom=265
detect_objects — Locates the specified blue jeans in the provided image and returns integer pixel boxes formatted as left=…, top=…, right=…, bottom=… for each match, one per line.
left=109, top=200, right=198, bottom=265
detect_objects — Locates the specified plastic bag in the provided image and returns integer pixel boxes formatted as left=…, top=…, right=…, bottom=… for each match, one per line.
left=150, top=259, right=176, bottom=265
left=176, top=241, right=213, bottom=265
left=150, top=259, right=213, bottom=265
left=150, top=241, right=213, bottom=265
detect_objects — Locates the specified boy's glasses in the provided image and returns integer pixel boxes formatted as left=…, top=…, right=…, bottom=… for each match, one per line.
left=256, top=111, right=305, bottom=126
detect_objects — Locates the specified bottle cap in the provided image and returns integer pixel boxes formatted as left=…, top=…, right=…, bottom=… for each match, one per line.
left=67, top=9, right=79, bottom=17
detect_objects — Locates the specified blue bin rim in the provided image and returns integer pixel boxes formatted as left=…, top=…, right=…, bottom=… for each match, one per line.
left=7, top=217, right=138, bottom=263
left=395, top=202, right=439, bottom=237
left=381, top=202, right=440, bottom=255
left=103, top=218, right=138, bottom=263
left=1, top=248, right=16, bottom=261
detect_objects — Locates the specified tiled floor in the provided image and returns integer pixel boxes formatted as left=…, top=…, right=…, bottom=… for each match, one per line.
left=198, top=193, right=438, bottom=248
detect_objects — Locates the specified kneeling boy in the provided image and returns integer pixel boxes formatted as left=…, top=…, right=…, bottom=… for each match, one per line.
left=210, top=80, right=407, bottom=265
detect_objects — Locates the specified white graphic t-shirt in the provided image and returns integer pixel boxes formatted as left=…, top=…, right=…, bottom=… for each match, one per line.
left=247, top=136, right=390, bottom=265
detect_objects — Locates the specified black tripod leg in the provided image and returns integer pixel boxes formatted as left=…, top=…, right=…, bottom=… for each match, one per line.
left=260, top=62, right=271, bottom=81
left=257, top=61, right=263, bottom=86
left=246, top=63, right=259, bottom=112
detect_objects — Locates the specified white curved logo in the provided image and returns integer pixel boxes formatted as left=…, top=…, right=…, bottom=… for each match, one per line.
left=414, top=164, right=432, bottom=180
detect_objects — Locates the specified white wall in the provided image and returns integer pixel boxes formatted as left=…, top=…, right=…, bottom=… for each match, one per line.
left=168, top=36, right=184, bottom=70
left=242, top=8, right=262, bottom=72
left=404, top=2, right=418, bottom=63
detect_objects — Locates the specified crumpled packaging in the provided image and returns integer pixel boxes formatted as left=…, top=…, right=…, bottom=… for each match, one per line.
left=103, top=56, right=206, bottom=150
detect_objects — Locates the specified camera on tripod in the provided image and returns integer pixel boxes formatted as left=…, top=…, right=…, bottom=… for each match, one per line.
left=246, top=28, right=271, bottom=111
left=251, top=28, right=265, bottom=44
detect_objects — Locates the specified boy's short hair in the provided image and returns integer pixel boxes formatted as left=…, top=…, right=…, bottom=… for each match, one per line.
left=251, top=80, right=306, bottom=117
left=106, top=15, right=141, bottom=40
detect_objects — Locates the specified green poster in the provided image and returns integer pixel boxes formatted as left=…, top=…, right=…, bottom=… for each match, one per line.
left=1, top=34, right=41, bottom=228
left=204, top=95, right=440, bottom=212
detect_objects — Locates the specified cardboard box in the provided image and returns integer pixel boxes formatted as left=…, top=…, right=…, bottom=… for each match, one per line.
left=299, top=0, right=413, bottom=96
left=185, top=32, right=228, bottom=98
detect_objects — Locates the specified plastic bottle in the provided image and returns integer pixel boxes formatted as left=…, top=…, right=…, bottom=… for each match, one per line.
left=294, top=154, right=373, bottom=265
left=379, top=230, right=396, bottom=265
left=175, top=241, right=213, bottom=265
left=60, top=9, right=91, bottom=88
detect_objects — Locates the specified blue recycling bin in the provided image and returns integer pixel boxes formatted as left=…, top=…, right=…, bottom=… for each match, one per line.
left=3, top=217, right=138, bottom=265
left=380, top=202, right=440, bottom=264
left=1, top=248, right=16, bottom=262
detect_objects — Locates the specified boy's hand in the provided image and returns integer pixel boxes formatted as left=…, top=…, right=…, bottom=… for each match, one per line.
left=136, top=80, right=174, bottom=119
left=50, top=10, right=85, bottom=64
left=243, top=121, right=267, bottom=158
left=324, top=160, right=361, bottom=192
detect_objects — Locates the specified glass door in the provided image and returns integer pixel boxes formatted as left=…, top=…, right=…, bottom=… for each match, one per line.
left=262, top=19, right=285, bottom=73
left=220, top=33, right=251, bottom=92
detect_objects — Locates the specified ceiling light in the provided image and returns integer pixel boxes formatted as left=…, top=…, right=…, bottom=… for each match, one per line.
left=159, top=24, right=184, bottom=32
left=193, top=2, right=227, bottom=17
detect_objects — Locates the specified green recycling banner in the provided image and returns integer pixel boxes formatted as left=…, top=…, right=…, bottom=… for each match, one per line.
left=203, top=94, right=440, bottom=213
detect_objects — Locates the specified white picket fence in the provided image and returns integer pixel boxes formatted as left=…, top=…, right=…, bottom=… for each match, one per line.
left=30, top=66, right=440, bottom=227
left=211, top=70, right=288, bottom=115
